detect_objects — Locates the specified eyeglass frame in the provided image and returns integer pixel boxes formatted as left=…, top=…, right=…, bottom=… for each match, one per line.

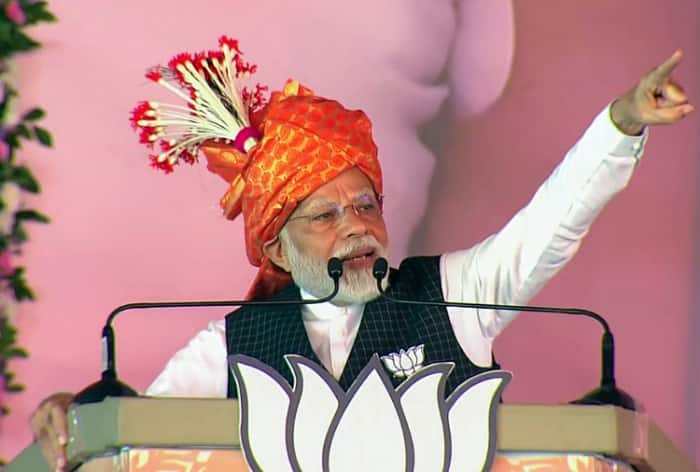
left=286, top=192, right=385, bottom=231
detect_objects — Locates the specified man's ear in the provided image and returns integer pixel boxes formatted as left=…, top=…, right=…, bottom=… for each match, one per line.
left=262, top=235, right=291, bottom=272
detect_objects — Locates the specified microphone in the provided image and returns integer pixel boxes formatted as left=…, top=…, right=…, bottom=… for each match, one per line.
left=371, top=258, right=637, bottom=411
left=73, top=258, right=344, bottom=405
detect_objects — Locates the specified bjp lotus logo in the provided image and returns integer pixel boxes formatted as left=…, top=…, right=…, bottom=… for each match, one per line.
left=229, top=354, right=511, bottom=472
left=381, top=344, right=425, bottom=379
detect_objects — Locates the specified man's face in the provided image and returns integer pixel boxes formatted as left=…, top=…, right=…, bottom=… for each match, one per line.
left=271, top=167, right=389, bottom=305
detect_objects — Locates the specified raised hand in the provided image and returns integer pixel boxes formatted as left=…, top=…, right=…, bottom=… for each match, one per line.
left=611, top=50, right=694, bottom=135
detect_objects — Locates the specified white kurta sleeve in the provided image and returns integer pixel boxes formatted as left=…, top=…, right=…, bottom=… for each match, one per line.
left=145, top=320, right=228, bottom=397
left=441, top=104, right=648, bottom=367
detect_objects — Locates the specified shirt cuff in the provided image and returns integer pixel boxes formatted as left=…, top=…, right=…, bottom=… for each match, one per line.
left=604, top=102, right=649, bottom=159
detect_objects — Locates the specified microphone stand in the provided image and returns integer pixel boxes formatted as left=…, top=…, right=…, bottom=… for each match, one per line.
left=371, top=258, right=637, bottom=410
left=73, top=258, right=344, bottom=404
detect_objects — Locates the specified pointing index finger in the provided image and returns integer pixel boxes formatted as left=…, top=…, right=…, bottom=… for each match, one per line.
left=648, top=50, right=683, bottom=85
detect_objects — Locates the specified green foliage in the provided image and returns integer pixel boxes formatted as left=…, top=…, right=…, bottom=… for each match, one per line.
left=8, top=267, right=35, bottom=301
left=22, top=107, right=44, bottom=121
left=0, top=24, right=38, bottom=59
left=15, top=209, right=49, bottom=223
left=0, top=320, right=27, bottom=391
left=33, top=125, right=52, bottom=146
left=12, top=165, right=40, bottom=192
left=21, top=1, right=57, bottom=25
left=0, top=0, right=56, bottom=422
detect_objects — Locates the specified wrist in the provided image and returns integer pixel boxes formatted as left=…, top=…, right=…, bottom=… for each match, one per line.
left=610, top=99, right=645, bottom=136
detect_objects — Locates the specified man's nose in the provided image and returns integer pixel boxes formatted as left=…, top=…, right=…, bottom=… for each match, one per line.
left=338, top=205, right=369, bottom=238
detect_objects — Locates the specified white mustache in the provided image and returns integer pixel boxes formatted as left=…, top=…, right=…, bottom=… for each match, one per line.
left=333, top=236, right=384, bottom=260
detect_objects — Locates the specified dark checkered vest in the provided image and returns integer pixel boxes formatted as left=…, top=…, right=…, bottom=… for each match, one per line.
left=225, top=256, right=499, bottom=398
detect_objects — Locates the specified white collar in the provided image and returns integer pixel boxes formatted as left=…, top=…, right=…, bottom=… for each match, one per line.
left=299, top=287, right=364, bottom=321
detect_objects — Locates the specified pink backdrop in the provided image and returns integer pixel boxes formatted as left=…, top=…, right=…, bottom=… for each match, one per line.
left=1, top=0, right=698, bottom=465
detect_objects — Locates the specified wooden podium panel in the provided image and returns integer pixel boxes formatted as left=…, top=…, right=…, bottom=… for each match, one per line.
left=8, top=446, right=640, bottom=472
left=7, top=399, right=698, bottom=472
left=70, top=449, right=633, bottom=471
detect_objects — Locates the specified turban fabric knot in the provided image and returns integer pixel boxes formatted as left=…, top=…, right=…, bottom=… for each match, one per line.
left=200, top=80, right=383, bottom=300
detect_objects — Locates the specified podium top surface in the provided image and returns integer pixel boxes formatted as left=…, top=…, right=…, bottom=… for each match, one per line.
left=8, top=399, right=698, bottom=472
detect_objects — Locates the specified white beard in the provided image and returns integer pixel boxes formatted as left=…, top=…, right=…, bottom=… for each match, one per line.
left=280, top=230, right=389, bottom=306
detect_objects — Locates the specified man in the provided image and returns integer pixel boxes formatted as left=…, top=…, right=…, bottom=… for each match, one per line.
left=31, top=50, right=692, bottom=472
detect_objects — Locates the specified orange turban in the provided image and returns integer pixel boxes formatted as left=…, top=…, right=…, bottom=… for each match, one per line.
left=201, top=80, right=383, bottom=300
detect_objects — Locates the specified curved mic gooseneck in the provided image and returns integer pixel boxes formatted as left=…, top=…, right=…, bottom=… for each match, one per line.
left=73, top=258, right=344, bottom=405
left=371, top=257, right=637, bottom=410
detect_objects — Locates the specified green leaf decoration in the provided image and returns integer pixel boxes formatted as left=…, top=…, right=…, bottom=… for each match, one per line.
left=0, top=162, right=11, bottom=181
left=11, top=220, right=28, bottom=243
left=7, top=347, right=29, bottom=358
left=10, top=267, right=35, bottom=301
left=12, top=166, right=41, bottom=193
left=15, top=209, right=50, bottom=224
left=6, top=383, right=24, bottom=393
left=33, top=126, right=53, bottom=147
left=5, top=132, right=20, bottom=149
left=0, top=29, right=39, bottom=59
left=0, top=22, right=12, bottom=47
left=0, top=0, right=57, bottom=426
left=22, top=2, right=57, bottom=25
left=22, top=107, right=45, bottom=121
left=15, top=123, right=31, bottom=138
left=0, top=87, right=14, bottom=119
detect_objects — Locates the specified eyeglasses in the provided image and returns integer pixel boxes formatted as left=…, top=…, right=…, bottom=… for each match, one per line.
left=287, top=194, right=384, bottom=232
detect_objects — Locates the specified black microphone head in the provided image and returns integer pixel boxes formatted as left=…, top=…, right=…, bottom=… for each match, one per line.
left=373, top=257, right=389, bottom=281
left=327, top=257, right=343, bottom=280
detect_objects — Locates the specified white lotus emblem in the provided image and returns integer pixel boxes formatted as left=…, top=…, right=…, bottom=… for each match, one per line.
left=229, top=354, right=511, bottom=472
left=380, top=344, right=425, bottom=378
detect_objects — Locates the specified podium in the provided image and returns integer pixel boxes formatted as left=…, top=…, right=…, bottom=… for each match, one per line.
left=7, top=398, right=698, bottom=471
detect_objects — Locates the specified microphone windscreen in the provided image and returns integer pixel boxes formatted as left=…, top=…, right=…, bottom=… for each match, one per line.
left=372, top=258, right=389, bottom=280
left=327, top=257, right=343, bottom=280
